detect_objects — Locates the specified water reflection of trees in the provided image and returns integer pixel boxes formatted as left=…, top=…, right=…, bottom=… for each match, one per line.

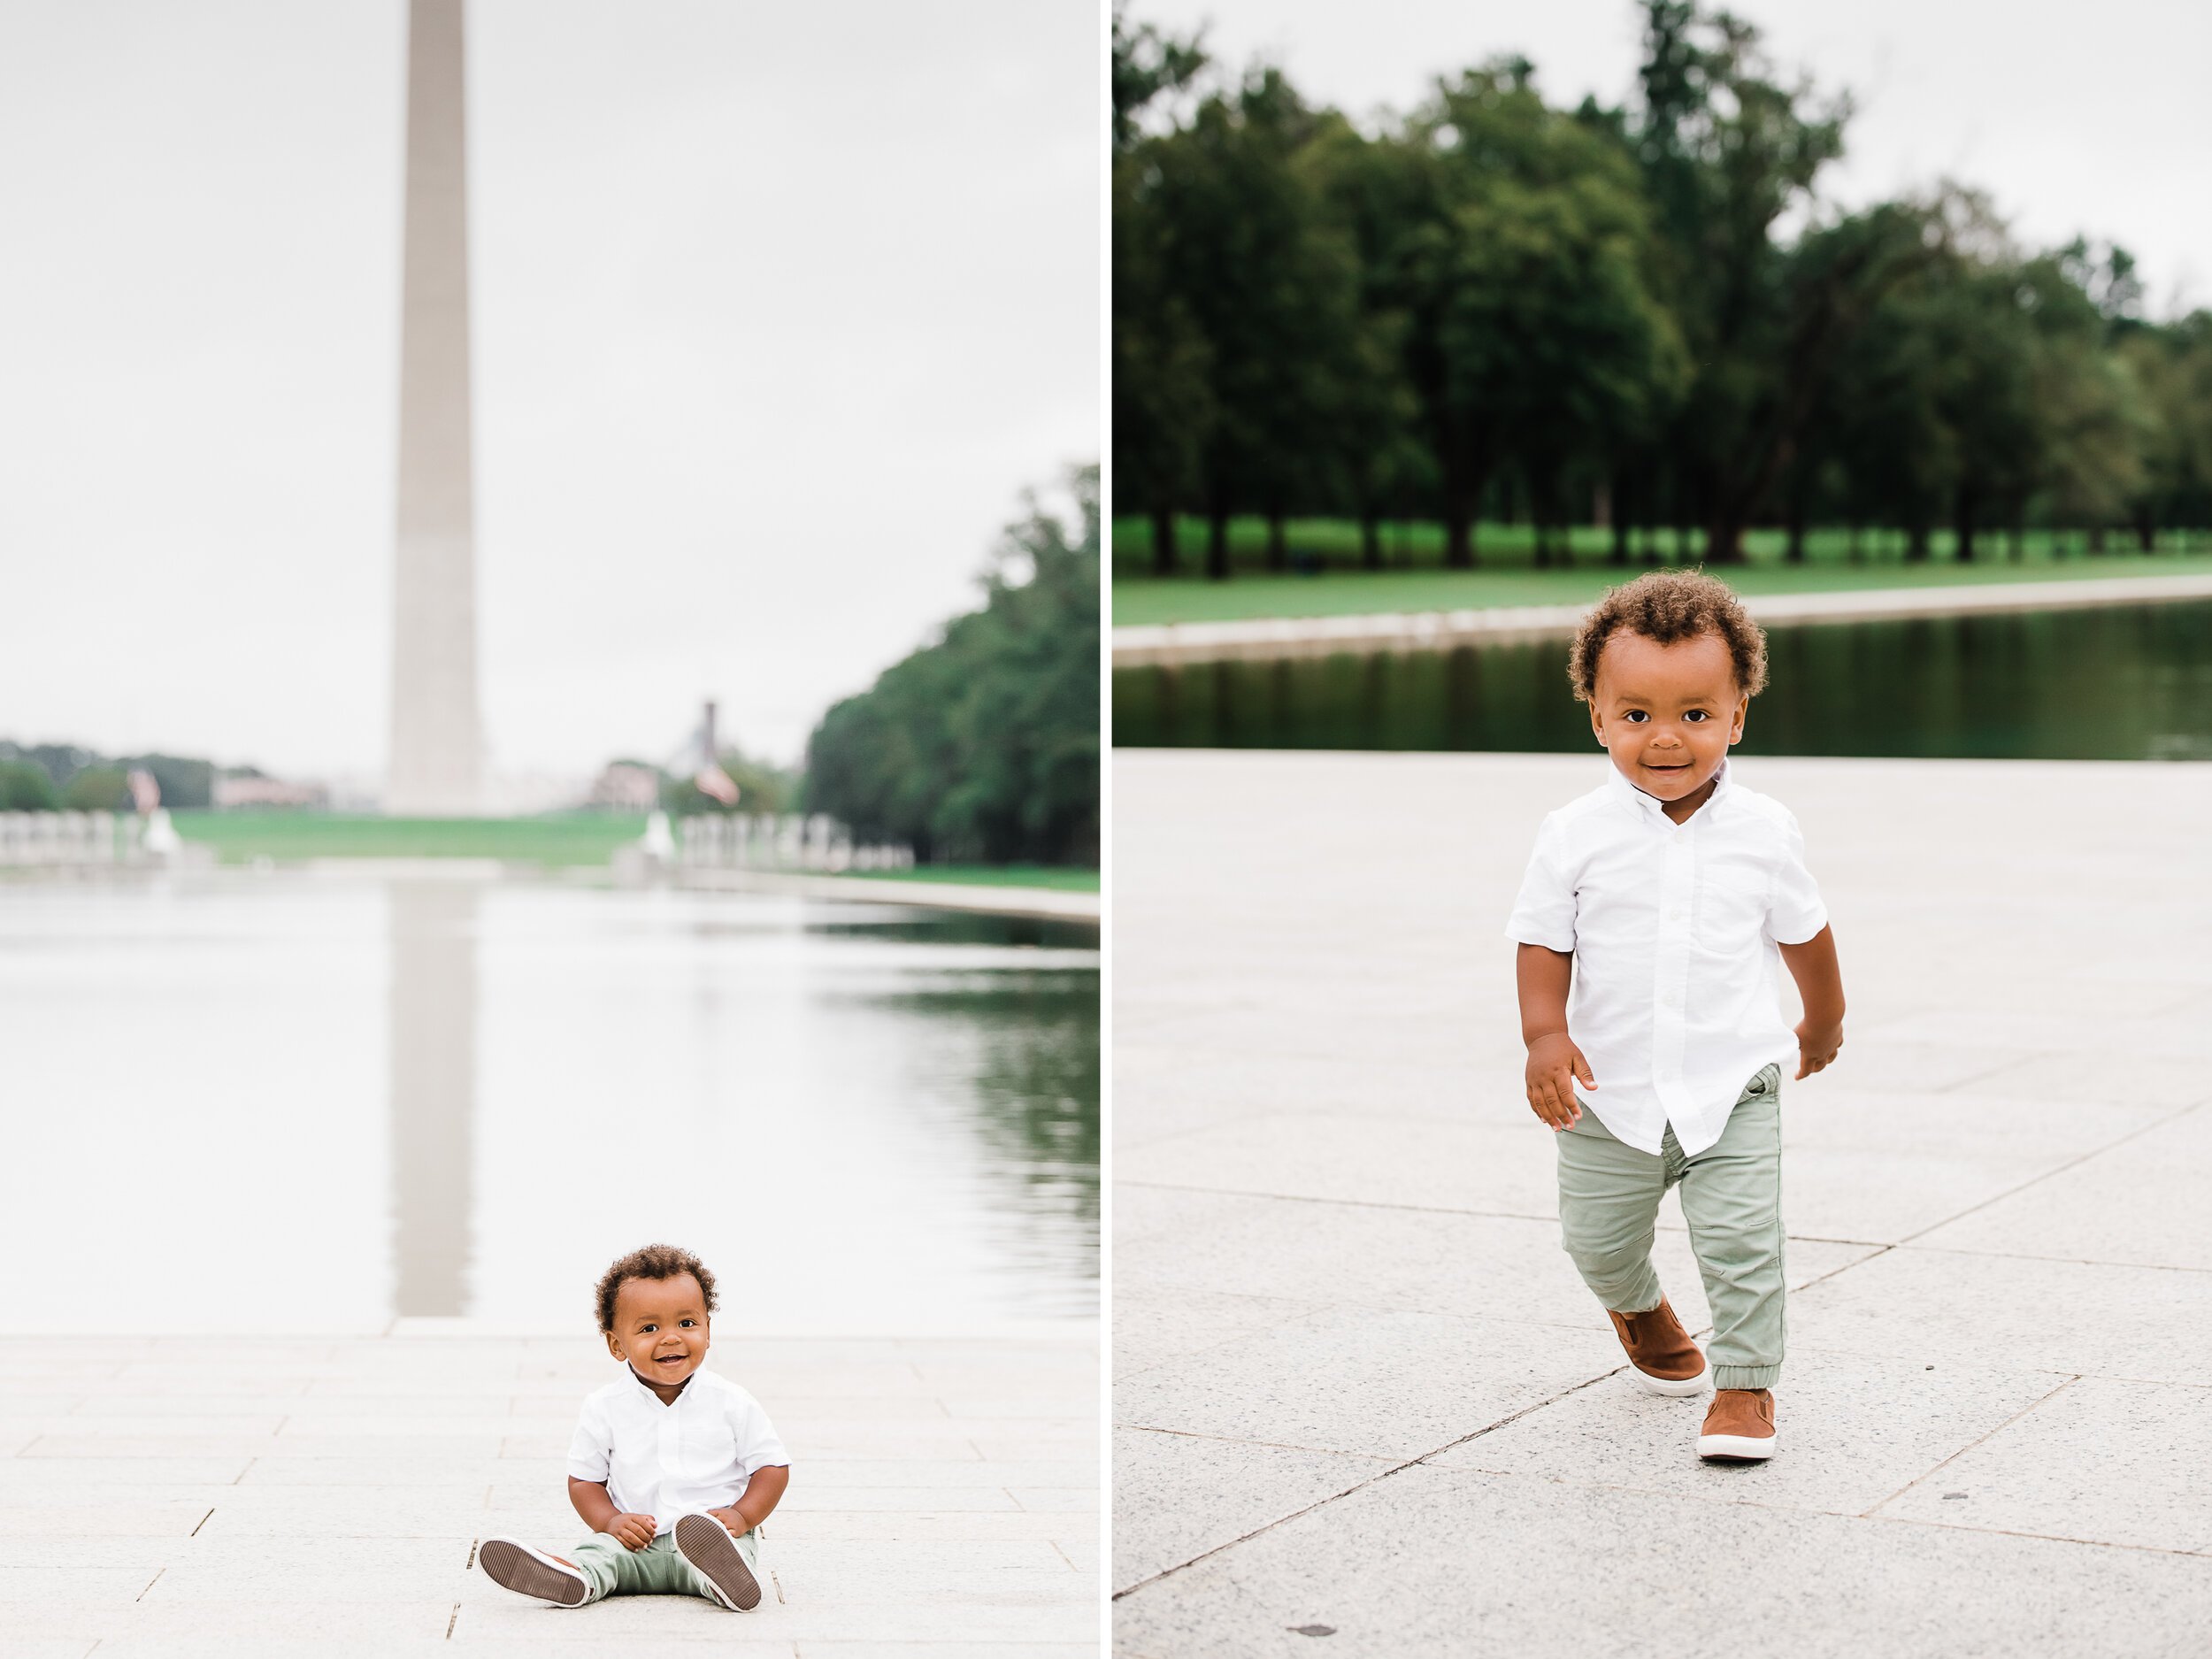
left=862, top=970, right=1101, bottom=1252
left=1114, top=603, right=2212, bottom=760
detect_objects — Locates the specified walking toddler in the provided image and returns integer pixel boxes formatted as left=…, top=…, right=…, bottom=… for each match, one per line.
left=1506, top=572, right=1845, bottom=1460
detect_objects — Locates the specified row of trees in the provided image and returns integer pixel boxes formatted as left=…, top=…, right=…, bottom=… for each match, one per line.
left=1115, top=3, right=2212, bottom=572
left=803, top=468, right=1101, bottom=866
left=0, top=743, right=216, bottom=810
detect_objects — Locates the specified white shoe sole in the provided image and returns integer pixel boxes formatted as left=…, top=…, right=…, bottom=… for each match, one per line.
left=673, top=1512, right=763, bottom=1612
left=478, top=1537, right=588, bottom=1606
left=1698, top=1432, right=1777, bottom=1461
left=1630, top=1362, right=1709, bottom=1397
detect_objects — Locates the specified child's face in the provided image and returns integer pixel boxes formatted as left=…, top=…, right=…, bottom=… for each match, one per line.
left=604, top=1272, right=712, bottom=1388
left=1588, top=628, right=1747, bottom=803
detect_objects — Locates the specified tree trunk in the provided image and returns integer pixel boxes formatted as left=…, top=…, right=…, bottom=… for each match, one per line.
left=1905, top=519, right=1931, bottom=562
left=1847, top=521, right=1863, bottom=563
left=1359, top=507, right=1382, bottom=572
left=2088, top=523, right=2108, bottom=555
left=1443, top=498, right=1473, bottom=570
left=2136, top=508, right=2156, bottom=553
left=1150, top=508, right=1178, bottom=578
left=1954, top=485, right=1978, bottom=564
left=1705, top=508, right=1747, bottom=565
left=1264, top=508, right=1287, bottom=572
left=1205, top=504, right=1231, bottom=581
left=1784, top=497, right=1808, bottom=563
left=1441, top=454, right=1486, bottom=569
left=1610, top=494, right=1631, bottom=567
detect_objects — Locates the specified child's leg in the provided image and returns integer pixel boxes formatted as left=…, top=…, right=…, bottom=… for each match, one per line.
left=670, top=1513, right=764, bottom=1609
left=1674, top=1065, right=1786, bottom=1390
left=1555, top=1109, right=1668, bottom=1312
left=566, top=1531, right=664, bottom=1602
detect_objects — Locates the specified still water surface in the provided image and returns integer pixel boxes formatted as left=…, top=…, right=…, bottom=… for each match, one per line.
left=0, top=878, right=1097, bottom=1331
left=1116, top=601, right=2212, bottom=759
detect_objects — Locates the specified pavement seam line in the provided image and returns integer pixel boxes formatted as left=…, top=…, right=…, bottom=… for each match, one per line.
left=1858, top=1372, right=2081, bottom=1519
left=1932, top=1054, right=2055, bottom=1094
left=1118, top=1422, right=1402, bottom=1460
left=1866, top=1509, right=2212, bottom=1560
left=135, top=1565, right=163, bottom=1602
left=444, top=1600, right=458, bottom=1639
left=1891, top=1099, right=2209, bottom=1248
left=189, top=1506, right=211, bottom=1537
left=1114, top=1362, right=1627, bottom=1600
left=1881, top=1243, right=2212, bottom=1277
left=1125, top=1179, right=1901, bottom=1253
left=1120, top=1179, right=1558, bottom=1221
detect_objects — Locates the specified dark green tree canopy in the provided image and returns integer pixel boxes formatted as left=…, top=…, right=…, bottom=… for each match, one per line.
left=806, top=469, right=1100, bottom=867
left=1115, top=0, right=2210, bottom=572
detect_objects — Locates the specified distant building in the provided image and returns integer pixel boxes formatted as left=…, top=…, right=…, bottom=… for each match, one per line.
left=214, top=776, right=329, bottom=810
left=588, top=763, right=661, bottom=810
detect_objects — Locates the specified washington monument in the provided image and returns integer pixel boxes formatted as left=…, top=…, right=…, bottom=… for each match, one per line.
left=388, top=0, right=483, bottom=815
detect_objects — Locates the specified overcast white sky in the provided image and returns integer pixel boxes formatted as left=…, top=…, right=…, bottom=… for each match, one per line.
left=0, top=0, right=1098, bottom=783
left=1137, top=0, right=2211, bottom=315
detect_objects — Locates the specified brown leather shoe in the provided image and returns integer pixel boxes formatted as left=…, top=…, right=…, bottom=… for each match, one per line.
left=1606, top=1297, right=1708, bottom=1396
left=1698, top=1388, right=1777, bottom=1461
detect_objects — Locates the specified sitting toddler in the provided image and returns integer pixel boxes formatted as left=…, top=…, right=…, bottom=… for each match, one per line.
left=479, top=1243, right=790, bottom=1611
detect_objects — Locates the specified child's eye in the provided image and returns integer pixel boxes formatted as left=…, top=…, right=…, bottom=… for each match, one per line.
left=1685, top=710, right=1709, bottom=722
left=640, top=1323, right=656, bottom=1333
left=680, top=1318, right=697, bottom=1327
left=1624, top=710, right=1647, bottom=723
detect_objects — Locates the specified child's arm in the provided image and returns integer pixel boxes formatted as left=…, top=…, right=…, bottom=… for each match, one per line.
left=1778, top=925, right=1845, bottom=1079
left=1517, top=942, right=1594, bottom=1131
left=568, top=1477, right=655, bottom=1550
left=710, top=1463, right=788, bottom=1537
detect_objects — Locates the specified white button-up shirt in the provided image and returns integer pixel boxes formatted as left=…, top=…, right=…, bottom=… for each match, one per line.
left=565, top=1365, right=788, bottom=1536
left=1505, top=761, right=1827, bottom=1156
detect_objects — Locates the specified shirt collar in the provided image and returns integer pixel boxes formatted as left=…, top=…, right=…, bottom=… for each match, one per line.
left=627, top=1363, right=701, bottom=1406
left=1604, top=757, right=1732, bottom=823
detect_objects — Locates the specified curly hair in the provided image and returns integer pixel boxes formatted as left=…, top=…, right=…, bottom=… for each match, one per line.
left=595, top=1243, right=719, bottom=1333
left=1567, top=571, right=1769, bottom=703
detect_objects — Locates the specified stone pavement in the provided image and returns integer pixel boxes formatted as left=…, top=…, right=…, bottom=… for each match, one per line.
left=0, top=1326, right=1096, bottom=1657
left=1113, top=749, right=2212, bottom=1658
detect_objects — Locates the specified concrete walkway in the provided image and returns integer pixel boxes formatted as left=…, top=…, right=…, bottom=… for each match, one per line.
left=1114, top=749, right=2212, bottom=1657
left=1111, top=571, right=2212, bottom=664
left=0, top=1326, right=1096, bottom=1656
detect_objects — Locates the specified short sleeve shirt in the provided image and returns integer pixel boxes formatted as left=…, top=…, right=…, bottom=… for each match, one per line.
left=1504, top=760, right=1827, bottom=1156
left=565, top=1366, right=788, bottom=1535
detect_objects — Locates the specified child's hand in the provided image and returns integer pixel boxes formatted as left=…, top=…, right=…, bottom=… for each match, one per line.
left=708, top=1506, right=749, bottom=1537
left=607, top=1512, right=657, bottom=1551
left=1525, top=1032, right=1594, bottom=1131
left=1794, top=1018, right=1843, bottom=1080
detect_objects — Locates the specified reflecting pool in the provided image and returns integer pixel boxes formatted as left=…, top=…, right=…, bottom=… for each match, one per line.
left=1114, top=600, right=2212, bottom=760
left=0, top=877, right=1098, bottom=1331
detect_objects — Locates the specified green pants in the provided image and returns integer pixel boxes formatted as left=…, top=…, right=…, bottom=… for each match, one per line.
left=1555, top=1065, right=1786, bottom=1390
left=567, top=1525, right=761, bottom=1605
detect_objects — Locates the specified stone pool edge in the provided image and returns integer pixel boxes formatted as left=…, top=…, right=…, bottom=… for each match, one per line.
left=1110, top=571, right=2212, bottom=667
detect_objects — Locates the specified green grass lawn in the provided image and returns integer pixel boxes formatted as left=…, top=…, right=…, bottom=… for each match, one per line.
left=168, top=812, right=1100, bottom=892
left=846, top=864, right=1100, bottom=893
left=1113, top=516, right=2212, bottom=626
left=169, top=811, right=650, bottom=865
